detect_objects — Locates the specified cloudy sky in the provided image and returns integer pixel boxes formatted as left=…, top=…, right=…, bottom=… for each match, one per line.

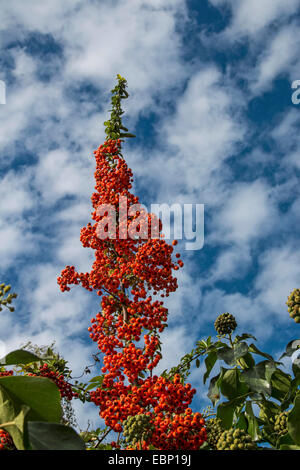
left=1, top=0, right=300, bottom=429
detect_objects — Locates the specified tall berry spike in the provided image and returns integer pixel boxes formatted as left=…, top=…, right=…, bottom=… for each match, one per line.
left=57, top=76, right=206, bottom=450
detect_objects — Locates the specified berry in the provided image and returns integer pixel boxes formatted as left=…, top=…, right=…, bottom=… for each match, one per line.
left=217, top=428, right=257, bottom=450
left=286, top=289, right=300, bottom=324
left=0, top=429, right=14, bottom=450
left=206, top=418, right=224, bottom=449
left=214, top=312, right=237, bottom=335
left=274, top=412, right=289, bottom=436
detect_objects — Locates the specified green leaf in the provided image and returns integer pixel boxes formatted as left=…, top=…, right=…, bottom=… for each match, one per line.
left=0, top=386, right=29, bottom=450
left=119, top=132, right=136, bottom=138
left=217, top=396, right=246, bottom=429
left=248, top=344, right=275, bottom=362
left=241, top=361, right=276, bottom=396
left=0, top=376, right=62, bottom=423
left=280, top=444, right=300, bottom=450
left=207, top=373, right=223, bottom=406
left=217, top=342, right=249, bottom=366
left=27, top=422, right=86, bottom=450
left=203, top=351, right=217, bottom=384
left=236, top=413, right=248, bottom=431
left=279, top=339, right=300, bottom=359
left=277, top=432, right=294, bottom=448
left=270, top=369, right=291, bottom=401
left=288, top=395, right=300, bottom=445
left=235, top=333, right=257, bottom=342
left=238, top=352, right=255, bottom=369
left=219, top=368, right=249, bottom=400
left=245, top=401, right=261, bottom=441
left=0, top=349, right=46, bottom=366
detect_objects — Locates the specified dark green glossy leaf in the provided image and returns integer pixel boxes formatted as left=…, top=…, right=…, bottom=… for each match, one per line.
left=245, top=401, right=261, bottom=441
left=207, top=373, right=223, bottom=406
left=219, top=368, right=249, bottom=400
left=27, top=422, right=86, bottom=450
left=270, top=369, right=291, bottom=401
left=241, top=361, right=275, bottom=395
left=279, top=339, right=300, bottom=359
left=217, top=342, right=249, bottom=366
left=236, top=333, right=257, bottom=342
left=203, top=351, right=217, bottom=384
left=288, top=395, right=300, bottom=445
left=217, top=396, right=246, bottom=430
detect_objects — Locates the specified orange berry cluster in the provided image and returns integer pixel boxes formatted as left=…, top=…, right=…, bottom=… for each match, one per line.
left=0, top=429, right=14, bottom=450
left=28, top=364, right=78, bottom=400
left=57, top=139, right=205, bottom=449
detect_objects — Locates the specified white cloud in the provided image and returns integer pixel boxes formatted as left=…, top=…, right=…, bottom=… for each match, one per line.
left=210, top=180, right=277, bottom=245
left=250, top=25, right=300, bottom=93
left=209, top=0, right=300, bottom=38
left=255, top=245, right=300, bottom=317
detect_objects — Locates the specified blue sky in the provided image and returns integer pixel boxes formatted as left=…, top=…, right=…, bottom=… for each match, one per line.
left=1, top=0, right=300, bottom=429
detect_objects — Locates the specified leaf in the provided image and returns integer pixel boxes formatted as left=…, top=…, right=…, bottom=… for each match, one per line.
left=203, top=351, right=217, bottom=384
left=0, top=386, right=29, bottom=450
left=0, top=349, right=47, bottom=366
left=238, top=352, right=255, bottom=369
left=88, top=375, right=104, bottom=383
left=236, top=413, right=248, bottom=431
left=241, top=361, right=275, bottom=396
left=119, top=132, right=136, bottom=138
left=27, top=422, right=86, bottom=450
left=219, top=368, right=249, bottom=400
left=245, top=401, right=261, bottom=441
left=270, top=369, right=291, bottom=401
left=217, top=396, right=246, bottom=430
left=280, top=444, right=300, bottom=450
left=217, top=342, right=249, bottom=366
left=288, top=395, right=300, bottom=445
left=207, top=373, right=223, bottom=406
left=248, top=344, right=275, bottom=362
left=279, top=339, right=300, bottom=359
left=277, top=432, right=294, bottom=448
left=0, top=376, right=62, bottom=423
left=235, top=333, right=257, bottom=342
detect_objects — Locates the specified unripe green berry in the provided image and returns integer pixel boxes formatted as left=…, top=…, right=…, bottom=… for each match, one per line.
left=214, top=312, right=237, bottom=335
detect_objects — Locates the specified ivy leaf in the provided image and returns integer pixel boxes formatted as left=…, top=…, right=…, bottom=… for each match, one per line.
left=279, top=339, right=300, bottom=359
left=244, top=401, right=261, bottom=441
left=207, top=373, right=223, bottom=406
left=270, top=369, right=291, bottom=401
left=235, top=333, right=257, bottom=342
left=219, top=368, right=249, bottom=400
left=203, top=351, right=218, bottom=384
left=241, top=361, right=275, bottom=396
left=248, top=344, right=276, bottom=362
left=217, top=342, right=248, bottom=366
left=288, top=395, right=300, bottom=445
left=217, top=396, right=246, bottom=429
